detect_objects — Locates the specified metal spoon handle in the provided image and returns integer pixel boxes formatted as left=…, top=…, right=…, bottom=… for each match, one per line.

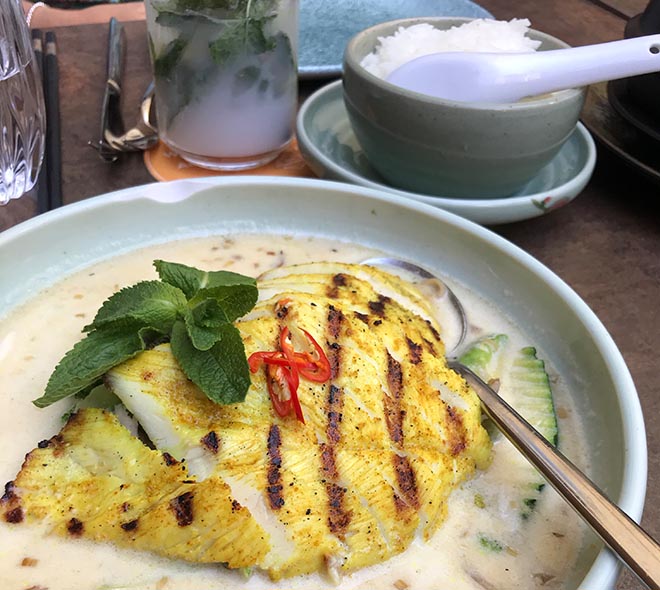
left=449, top=361, right=660, bottom=590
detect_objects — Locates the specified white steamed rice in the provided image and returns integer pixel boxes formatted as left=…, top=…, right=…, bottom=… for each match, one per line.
left=360, top=18, right=542, bottom=79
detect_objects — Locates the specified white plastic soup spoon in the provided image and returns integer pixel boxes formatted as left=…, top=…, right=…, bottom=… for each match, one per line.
left=386, top=34, right=660, bottom=103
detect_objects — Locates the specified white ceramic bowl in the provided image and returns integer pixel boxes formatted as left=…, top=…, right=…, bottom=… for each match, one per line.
left=0, top=177, right=646, bottom=588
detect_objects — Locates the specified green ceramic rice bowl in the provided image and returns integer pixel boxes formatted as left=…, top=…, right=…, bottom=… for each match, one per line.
left=342, top=18, right=587, bottom=199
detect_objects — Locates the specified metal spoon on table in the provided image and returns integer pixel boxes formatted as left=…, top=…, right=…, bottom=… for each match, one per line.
left=103, top=81, right=157, bottom=153
left=91, top=18, right=158, bottom=162
left=362, top=256, right=660, bottom=590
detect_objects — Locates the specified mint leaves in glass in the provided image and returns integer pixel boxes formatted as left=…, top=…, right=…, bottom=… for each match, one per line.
left=146, top=0, right=299, bottom=170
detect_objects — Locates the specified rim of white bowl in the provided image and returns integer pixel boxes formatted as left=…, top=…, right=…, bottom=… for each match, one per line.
left=0, top=176, right=646, bottom=588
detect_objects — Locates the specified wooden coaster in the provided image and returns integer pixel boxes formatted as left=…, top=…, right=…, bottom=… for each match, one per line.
left=143, top=138, right=315, bottom=181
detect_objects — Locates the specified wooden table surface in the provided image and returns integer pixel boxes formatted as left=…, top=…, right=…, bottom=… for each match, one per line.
left=1, top=1, right=659, bottom=588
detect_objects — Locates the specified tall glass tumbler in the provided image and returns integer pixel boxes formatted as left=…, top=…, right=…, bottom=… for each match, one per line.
left=0, top=0, right=46, bottom=205
left=145, top=0, right=298, bottom=171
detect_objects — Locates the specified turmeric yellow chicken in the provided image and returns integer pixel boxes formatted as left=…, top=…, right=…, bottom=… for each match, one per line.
left=2, top=262, right=491, bottom=581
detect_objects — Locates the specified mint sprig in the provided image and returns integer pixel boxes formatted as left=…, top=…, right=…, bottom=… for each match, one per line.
left=154, top=259, right=256, bottom=300
left=170, top=320, right=250, bottom=405
left=83, top=280, right=188, bottom=333
left=33, top=260, right=258, bottom=409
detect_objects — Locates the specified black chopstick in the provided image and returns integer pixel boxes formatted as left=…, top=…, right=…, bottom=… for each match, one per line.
left=32, top=29, right=50, bottom=215
left=44, top=31, right=62, bottom=211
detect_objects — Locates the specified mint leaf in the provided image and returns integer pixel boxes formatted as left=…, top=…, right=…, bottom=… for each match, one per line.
left=84, top=281, right=187, bottom=334
left=209, top=17, right=276, bottom=65
left=137, top=326, right=171, bottom=348
left=189, top=284, right=257, bottom=323
left=209, top=20, right=245, bottom=64
left=244, top=17, right=277, bottom=53
left=153, top=37, right=188, bottom=78
left=170, top=320, right=250, bottom=405
left=189, top=298, right=229, bottom=327
left=36, top=260, right=258, bottom=410
left=183, top=298, right=234, bottom=351
left=33, top=327, right=146, bottom=408
left=154, top=260, right=256, bottom=299
left=205, top=271, right=257, bottom=290
left=184, top=305, right=227, bottom=351
left=183, top=298, right=232, bottom=350
left=184, top=320, right=224, bottom=351
left=154, top=259, right=202, bottom=297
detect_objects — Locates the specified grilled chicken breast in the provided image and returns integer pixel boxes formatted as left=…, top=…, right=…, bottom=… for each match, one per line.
left=3, top=262, right=491, bottom=581
left=1, top=408, right=270, bottom=568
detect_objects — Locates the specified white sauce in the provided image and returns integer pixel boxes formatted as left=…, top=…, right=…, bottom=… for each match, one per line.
left=0, top=234, right=587, bottom=590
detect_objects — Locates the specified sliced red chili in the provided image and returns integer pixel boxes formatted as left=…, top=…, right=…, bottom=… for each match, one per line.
left=289, top=383, right=305, bottom=423
left=248, top=350, right=290, bottom=373
left=266, top=362, right=304, bottom=423
left=280, top=327, right=331, bottom=383
left=266, top=364, right=292, bottom=418
left=296, top=329, right=331, bottom=382
left=279, top=326, right=294, bottom=355
left=248, top=325, right=331, bottom=424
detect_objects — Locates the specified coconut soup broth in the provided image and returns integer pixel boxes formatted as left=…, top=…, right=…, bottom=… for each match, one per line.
left=0, top=234, right=587, bottom=590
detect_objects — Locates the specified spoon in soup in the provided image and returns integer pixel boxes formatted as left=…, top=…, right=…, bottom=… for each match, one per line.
left=362, top=257, right=660, bottom=589
left=361, top=256, right=468, bottom=354
left=386, top=34, right=660, bottom=103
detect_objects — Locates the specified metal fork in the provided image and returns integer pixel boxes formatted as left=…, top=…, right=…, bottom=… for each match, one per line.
left=90, top=18, right=158, bottom=162
left=101, top=81, right=157, bottom=156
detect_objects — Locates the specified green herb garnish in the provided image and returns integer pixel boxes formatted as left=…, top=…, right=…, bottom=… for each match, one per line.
left=33, top=260, right=257, bottom=409
left=474, top=493, right=486, bottom=509
left=478, top=533, right=504, bottom=553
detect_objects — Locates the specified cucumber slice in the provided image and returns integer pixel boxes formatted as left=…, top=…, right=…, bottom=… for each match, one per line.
left=508, top=346, right=558, bottom=519
left=460, top=338, right=559, bottom=519
left=459, top=333, right=508, bottom=384
left=509, top=346, right=558, bottom=447
left=459, top=334, right=508, bottom=441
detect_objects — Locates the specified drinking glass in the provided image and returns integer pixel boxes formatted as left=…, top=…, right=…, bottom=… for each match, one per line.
left=145, top=0, right=298, bottom=171
left=0, top=0, right=46, bottom=205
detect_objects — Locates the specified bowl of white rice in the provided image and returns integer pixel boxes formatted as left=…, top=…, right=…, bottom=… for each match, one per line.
left=342, top=18, right=586, bottom=199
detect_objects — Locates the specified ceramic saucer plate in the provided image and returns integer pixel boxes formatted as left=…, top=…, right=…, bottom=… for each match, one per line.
left=296, top=81, right=597, bottom=226
left=298, top=0, right=492, bottom=78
